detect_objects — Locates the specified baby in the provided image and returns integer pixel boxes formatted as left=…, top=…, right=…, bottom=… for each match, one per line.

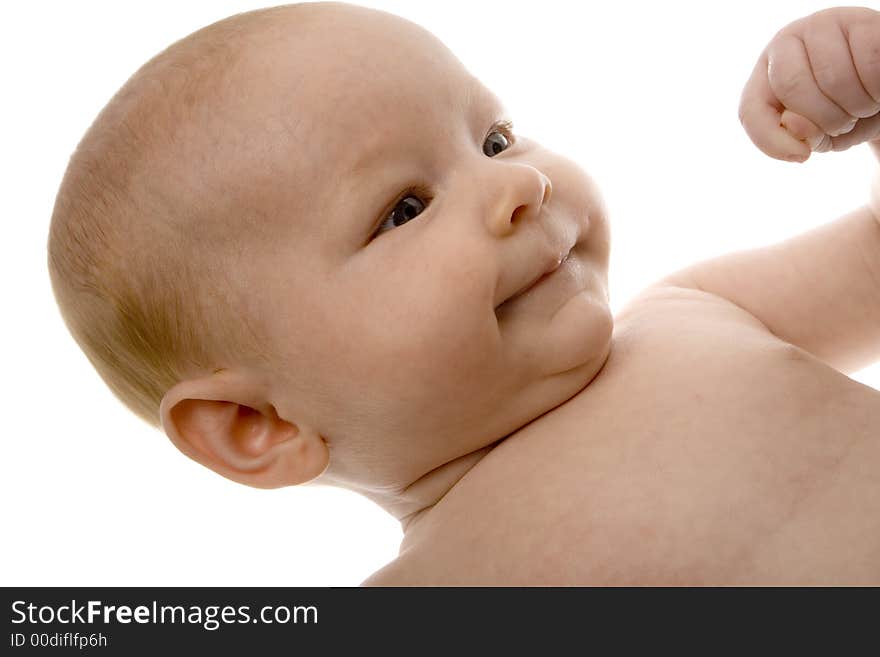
left=47, top=2, right=880, bottom=585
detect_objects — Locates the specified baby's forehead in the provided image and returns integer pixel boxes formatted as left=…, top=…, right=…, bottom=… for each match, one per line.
left=139, top=3, right=500, bottom=244
left=249, top=8, right=477, bottom=125
left=231, top=7, right=499, bottom=186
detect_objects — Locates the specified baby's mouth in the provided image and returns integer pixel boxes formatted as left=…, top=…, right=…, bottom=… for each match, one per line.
left=523, top=253, right=569, bottom=293
left=498, top=248, right=573, bottom=309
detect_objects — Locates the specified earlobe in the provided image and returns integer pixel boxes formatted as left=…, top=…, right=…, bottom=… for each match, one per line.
left=159, top=375, right=329, bottom=489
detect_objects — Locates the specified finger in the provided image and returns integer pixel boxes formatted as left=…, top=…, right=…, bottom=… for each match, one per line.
left=849, top=18, right=880, bottom=106
left=802, top=16, right=880, bottom=122
left=739, top=50, right=811, bottom=161
left=780, top=109, right=829, bottom=151
left=766, top=32, right=856, bottom=137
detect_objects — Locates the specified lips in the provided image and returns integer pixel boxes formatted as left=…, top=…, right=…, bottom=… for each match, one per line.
left=500, top=247, right=573, bottom=307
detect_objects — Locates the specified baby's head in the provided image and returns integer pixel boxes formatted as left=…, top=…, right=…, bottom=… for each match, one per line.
left=47, top=2, right=612, bottom=515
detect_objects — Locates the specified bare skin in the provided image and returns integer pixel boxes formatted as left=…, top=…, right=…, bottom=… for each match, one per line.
left=144, top=3, right=880, bottom=584
left=363, top=283, right=880, bottom=585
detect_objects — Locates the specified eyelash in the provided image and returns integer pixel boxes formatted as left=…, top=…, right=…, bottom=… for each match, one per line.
left=490, top=119, right=516, bottom=146
left=371, top=120, right=516, bottom=239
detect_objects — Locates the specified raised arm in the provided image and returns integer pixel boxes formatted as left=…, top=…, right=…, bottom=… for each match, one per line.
left=658, top=7, right=880, bottom=375
left=659, top=205, right=880, bottom=374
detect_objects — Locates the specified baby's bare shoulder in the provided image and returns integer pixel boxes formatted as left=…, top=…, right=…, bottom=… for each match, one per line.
left=610, top=281, right=787, bottom=371
left=616, top=281, right=770, bottom=329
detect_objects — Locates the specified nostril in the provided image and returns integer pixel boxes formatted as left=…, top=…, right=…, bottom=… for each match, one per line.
left=511, top=204, right=529, bottom=223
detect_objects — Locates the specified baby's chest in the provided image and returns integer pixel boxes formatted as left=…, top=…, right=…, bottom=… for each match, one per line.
left=590, top=306, right=878, bottom=465
left=549, top=330, right=879, bottom=582
left=400, top=293, right=880, bottom=584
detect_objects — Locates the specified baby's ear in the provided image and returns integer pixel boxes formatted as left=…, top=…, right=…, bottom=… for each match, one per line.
left=159, top=374, right=329, bottom=488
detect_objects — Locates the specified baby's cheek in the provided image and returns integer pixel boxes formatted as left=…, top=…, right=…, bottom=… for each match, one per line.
left=343, top=245, right=503, bottom=399
left=386, top=291, right=499, bottom=388
left=418, top=295, right=492, bottom=360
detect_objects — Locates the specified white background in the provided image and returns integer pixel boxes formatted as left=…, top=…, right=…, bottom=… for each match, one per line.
left=3, top=0, right=878, bottom=586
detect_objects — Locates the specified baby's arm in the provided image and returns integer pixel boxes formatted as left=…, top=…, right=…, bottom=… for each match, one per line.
left=657, top=7, right=880, bottom=374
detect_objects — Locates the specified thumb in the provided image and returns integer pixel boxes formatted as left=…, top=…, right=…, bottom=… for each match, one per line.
left=780, top=109, right=829, bottom=153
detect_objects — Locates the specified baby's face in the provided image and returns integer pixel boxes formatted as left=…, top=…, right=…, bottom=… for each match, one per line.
left=234, top=3, right=612, bottom=488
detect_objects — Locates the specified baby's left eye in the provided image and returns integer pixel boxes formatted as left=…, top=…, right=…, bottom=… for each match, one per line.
left=483, top=120, right=515, bottom=157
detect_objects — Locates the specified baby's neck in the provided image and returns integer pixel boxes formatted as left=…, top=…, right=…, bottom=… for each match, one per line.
left=346, top=441, right=504, bottom=540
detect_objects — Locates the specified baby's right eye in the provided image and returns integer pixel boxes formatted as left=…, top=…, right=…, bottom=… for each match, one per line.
left=373, top=185, right=432, bottom=237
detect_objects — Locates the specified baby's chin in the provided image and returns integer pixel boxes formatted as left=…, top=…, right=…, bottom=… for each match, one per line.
left=497, top=256, right=612, bottom=380
left=540, top=290, right=614, bottom=378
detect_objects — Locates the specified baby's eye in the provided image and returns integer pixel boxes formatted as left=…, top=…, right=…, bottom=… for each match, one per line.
left=483, top=120, right=515, bottom=157
left=372, top=121, right=515, bottom=237
left=374, top=185, right=432, bottom=236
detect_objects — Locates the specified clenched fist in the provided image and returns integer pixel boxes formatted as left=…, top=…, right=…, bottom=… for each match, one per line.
left=739, top=6, right=880, bottom=162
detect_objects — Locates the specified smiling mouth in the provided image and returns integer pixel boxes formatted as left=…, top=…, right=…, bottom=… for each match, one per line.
left=501, top=249, right=573, bottom=307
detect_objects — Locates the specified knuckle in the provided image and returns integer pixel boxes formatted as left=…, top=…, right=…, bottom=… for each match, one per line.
left=852, top=101, right=880, bottom=120
left=814, top=134, right=833, bottom=152
left=829, top=117, right=857, bottom=137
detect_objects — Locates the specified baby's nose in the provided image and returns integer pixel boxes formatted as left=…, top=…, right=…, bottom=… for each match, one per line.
left=488, top=164, right=552, bottom=237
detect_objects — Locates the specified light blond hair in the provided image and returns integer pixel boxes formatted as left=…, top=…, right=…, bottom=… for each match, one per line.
left=46, top=6, right=305, bottom=428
